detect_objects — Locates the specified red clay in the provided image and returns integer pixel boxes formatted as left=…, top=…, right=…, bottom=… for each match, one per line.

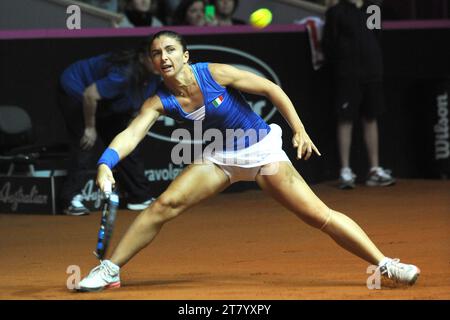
left=0, top=179, right=449, bottom=300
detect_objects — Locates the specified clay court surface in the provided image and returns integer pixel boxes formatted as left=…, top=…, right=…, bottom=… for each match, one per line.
left=0, top=179, right=449, bottom=300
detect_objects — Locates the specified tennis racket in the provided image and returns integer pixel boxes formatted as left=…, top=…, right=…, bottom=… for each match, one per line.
left=94, top=181, right=119, bottom=260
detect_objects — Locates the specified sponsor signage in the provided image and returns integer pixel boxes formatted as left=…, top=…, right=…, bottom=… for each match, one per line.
left=430, top=81, right=450, bottom=177
left=0, top=176, right=64, bottom=214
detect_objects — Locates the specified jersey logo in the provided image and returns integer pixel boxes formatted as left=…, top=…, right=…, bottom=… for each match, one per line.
left=212, top=95, right=224, bottom=108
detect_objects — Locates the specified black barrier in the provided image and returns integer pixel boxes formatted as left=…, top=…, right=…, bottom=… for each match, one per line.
left=1, top=26, right=449, bottom=214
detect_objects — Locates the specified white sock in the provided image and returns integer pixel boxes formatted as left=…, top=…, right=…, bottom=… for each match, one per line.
left=105, top=260, right=120, bottom=272
left=378, top=257, right=391, bottom=266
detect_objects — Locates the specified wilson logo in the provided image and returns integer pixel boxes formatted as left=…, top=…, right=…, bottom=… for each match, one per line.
left=435, top=92, right=449, bottom=160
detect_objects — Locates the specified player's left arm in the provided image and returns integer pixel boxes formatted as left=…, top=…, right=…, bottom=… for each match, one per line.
left=209, top=63, right=320, bottom=160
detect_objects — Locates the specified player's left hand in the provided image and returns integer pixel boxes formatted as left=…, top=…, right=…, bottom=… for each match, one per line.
left=292, top=129, right=321, bottom=160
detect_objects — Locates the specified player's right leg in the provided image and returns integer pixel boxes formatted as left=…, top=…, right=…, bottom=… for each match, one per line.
left=77, top=162, right=230, bottom=292
left=111, top=162, right=230, bottom=267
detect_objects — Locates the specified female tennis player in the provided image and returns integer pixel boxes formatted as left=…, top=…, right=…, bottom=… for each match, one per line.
left=77, top=30, right=419, bottom=292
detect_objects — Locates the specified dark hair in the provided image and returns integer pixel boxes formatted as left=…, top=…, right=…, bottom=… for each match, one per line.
left=106, top=36, right=154, bottom=100
left=172, top=0, right=205, bottom=26
left=210, top=0, right=239, bottom=15
left=150, top=30, right=188, bottom=53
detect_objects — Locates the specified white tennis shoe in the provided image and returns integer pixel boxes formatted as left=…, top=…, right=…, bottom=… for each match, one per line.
left=127, top=198, right=155, bottom=211
left=339, top=167, right=356, bottom=189
left=65, top=194, right=90, bottom=216
left=366, top=167, right=396, bottom=187
left=378, top=257, right=420, bottom=285
left=77, top=260, right=121, bottom=292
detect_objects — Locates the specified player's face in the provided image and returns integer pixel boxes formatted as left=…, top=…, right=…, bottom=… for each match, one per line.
left=150, top=36, right=189, bottom=77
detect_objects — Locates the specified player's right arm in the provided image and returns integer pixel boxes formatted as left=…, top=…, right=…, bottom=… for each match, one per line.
left=110, top=95, right=164, bottom=156
left=97, top=95, right=164, bottom=190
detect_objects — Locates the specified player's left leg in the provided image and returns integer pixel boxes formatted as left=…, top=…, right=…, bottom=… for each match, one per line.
left=255, top=161, right=419, bottom=285
left=256, top=162, right=420, bottom=285
left=255, top=161, right=385, bottom=265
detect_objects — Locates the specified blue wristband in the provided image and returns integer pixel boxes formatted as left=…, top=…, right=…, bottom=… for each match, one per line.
left=97, top=147, right=120, bottom=169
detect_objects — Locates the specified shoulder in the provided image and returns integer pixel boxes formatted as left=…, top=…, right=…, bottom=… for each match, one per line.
left=191, top=62, right=231, bottom=84
left=206, top=63, right=234, bottom=87
left=88, top=54, right=113, bottom=70
left=142, top=95, right=164, bottom=114
left=207, top=63, right=236, bottom=80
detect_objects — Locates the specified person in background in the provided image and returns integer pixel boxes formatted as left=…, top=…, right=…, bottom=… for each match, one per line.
left=322, top=0, right=395, bottom=189
left=157, top=0, right=182, bottom=25
left=122, top=0, right=164, bottom=27
left=146, top=0, right=172, bottom=25
left=211, top=0, right=246, bottom=25
left=58, top=41, right=161, bottom=215
left=172, top=0, right=217, bottom=26
left=80, top=0, right=119, bottom=12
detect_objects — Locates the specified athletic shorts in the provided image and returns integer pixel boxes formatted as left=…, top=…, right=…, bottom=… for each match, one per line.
left=204, top=123, right=291, bottom=184
left=334, top=78, right=385, bottom=121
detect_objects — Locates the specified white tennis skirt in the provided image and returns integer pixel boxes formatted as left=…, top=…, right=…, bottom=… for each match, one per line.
left=204, top=123, right=291, bottom=183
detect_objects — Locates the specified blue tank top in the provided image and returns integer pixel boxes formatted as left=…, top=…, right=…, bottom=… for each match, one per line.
left=157, top=62, right=271, bottom=150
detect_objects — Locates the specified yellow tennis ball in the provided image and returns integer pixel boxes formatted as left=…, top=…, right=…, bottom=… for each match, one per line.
left=250, top=8, right=272, bottom=29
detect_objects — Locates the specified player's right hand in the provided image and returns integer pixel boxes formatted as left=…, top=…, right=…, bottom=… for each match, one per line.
left=97, top=164, right=116, bottom=193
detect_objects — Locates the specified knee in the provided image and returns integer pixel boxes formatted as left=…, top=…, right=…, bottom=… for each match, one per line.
left=151, top=192, right=188, bottom=222
left=298, top=205, right=332, bottom=230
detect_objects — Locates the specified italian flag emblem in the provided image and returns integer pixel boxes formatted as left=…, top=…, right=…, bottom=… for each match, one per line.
left=212, top=95, right=224, bottom=108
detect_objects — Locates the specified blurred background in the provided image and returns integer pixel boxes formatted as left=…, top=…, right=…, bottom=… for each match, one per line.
left=0, top=0, right=449, bottom=214
left=0, top=0, right=449, bottom=29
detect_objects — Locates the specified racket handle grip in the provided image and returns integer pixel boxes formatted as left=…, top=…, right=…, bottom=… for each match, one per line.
left=109, top=193, right=119, bottom=205
left=103, top=181, right=112, bottom=196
